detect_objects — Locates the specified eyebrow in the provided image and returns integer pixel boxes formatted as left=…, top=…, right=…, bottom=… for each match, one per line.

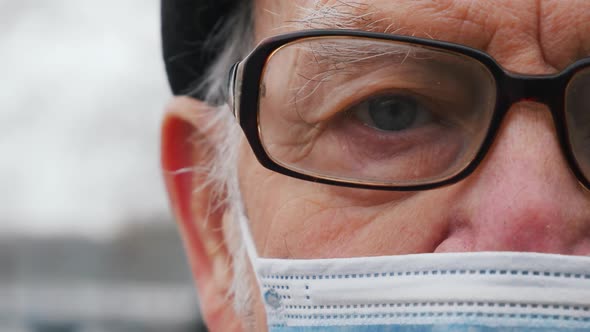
left=286, top=1, right=407, bottom=35
left=283, top=0, right=492, bottom=51
left=294, top=41, right=433, bottom=73
left=287, top=42, right=469, bottom=110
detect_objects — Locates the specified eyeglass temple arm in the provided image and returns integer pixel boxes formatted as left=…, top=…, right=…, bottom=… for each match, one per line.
left=227, top=62, right=242, bottom=119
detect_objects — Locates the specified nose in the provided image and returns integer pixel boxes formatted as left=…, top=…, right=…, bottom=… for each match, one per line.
left=436, top=102, right=590, bottom=255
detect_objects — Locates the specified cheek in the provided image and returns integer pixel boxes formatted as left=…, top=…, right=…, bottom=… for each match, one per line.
left=238, top=140, right=457, bottom=258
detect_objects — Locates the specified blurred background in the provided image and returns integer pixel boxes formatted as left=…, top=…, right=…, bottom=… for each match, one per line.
left=1, top=0, right=206, bottom=331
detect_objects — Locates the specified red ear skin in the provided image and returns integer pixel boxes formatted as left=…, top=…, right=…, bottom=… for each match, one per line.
left=160, top=98, right=244, bottom=331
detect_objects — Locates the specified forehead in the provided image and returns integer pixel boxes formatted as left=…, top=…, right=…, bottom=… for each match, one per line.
left=253, top=0, right=590, bottom=72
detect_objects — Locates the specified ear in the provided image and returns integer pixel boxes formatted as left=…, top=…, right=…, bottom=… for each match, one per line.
left=161, top=97, right=243, bottom=331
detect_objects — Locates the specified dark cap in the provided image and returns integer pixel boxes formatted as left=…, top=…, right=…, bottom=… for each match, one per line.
left=161, top=0, right=238, bottom=97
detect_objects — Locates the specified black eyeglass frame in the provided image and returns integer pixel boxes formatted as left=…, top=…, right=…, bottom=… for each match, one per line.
left=228, top=29, right=590, bottom=191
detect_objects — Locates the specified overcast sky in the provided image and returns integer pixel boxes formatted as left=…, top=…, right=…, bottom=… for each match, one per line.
left=0, top=0, right=173, bottom=237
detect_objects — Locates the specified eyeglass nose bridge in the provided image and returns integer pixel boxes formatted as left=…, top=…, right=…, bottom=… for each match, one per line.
left=486, top=70, right=590, bottom=190
left=500, top=72, right=567, bottom=112
left=495, top=72, right=570, bottom=151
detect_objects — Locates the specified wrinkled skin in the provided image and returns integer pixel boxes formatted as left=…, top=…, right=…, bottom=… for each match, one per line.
left=161, top=1, right=590, bottom=331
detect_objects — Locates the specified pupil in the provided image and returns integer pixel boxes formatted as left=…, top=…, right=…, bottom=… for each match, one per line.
left=368, top=96, right=417, bottom=131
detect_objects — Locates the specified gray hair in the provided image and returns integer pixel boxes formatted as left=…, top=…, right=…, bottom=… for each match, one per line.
left=190, top=1, right=257, bottom=326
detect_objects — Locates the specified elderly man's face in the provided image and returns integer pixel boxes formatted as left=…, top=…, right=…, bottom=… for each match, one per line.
left=162, top=1, right=590, bottom=331
left=242, top=0, right=590, bottom=259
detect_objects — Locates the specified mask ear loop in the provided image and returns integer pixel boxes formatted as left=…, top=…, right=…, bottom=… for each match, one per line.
left=228, top=180, right=264, bottom=271
left=237, top=205, right=261, bottom=264
left=234, top=199, right=293, bottom=326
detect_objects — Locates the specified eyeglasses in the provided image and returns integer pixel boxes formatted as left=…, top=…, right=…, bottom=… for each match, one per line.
left=227, top=30, right=590, bottom=191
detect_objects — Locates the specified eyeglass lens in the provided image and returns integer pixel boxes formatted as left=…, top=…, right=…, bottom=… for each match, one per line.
left=258, top=37, right=497, bottom=186
left=566, top=67, right=590, bottom=180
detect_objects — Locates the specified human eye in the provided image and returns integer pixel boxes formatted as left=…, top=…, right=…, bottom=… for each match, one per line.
left=349, top=93, right=434, bottom=133
left=325, top=89, right=461, bottom=166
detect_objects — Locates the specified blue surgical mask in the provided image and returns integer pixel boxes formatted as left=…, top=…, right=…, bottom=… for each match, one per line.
left=238, top=212, right=590, bottom=331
